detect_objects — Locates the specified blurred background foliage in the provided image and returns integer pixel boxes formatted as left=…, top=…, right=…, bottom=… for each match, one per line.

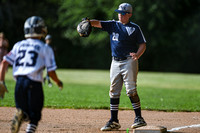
left=0, top=0, right=200, bottom=73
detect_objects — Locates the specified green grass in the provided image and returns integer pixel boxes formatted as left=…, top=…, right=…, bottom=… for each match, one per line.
left=1, top=69, right=200, bottom=112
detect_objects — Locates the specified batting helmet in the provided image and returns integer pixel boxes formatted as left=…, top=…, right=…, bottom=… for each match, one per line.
left=24, top=16, right=47, bottom=38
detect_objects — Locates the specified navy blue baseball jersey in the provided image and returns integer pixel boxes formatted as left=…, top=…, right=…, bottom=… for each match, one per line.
left=101, top=20, right=146, bottom=58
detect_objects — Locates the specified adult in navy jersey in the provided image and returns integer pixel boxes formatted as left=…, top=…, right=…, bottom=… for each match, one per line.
left=0, top=16, right=63, bottom=133
left=90, top=3, right=147, bottom=131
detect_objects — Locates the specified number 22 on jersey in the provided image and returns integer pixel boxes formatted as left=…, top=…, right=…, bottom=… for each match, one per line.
left=112, top=32, right=119, bottom=41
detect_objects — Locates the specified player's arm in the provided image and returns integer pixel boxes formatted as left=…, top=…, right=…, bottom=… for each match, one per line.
left=130, top=43, right=146, bottom=60
left=48, top=71, right=63, bottom=89
left=0, top=59, right=9, bottom=99
left=90, top=20, right=102, bottom=28
left=0, top=60, right=10, bottom=81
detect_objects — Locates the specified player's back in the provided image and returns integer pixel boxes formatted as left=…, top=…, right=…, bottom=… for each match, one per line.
left=5, top=38, right=55, bottom=82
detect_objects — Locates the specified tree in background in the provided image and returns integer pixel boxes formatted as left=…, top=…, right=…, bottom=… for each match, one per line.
left=0, top=0, right=200, bottom=72
left=133, top=0, right=200, bottom=72
left=57, top=0, right=200, bottom=72
left=57, top=0, right=136, bottom=46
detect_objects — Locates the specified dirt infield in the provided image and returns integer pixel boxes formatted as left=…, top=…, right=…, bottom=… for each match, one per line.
left=0, top=107, right=200, bottom=133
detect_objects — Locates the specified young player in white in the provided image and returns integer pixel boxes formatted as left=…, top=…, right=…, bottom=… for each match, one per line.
left=43, top=34, right=53, bottom=87
left=0, top=16, right=63, bottom=133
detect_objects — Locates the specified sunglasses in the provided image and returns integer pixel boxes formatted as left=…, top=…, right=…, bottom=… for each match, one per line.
left=120, top=13, right=130, bottom=15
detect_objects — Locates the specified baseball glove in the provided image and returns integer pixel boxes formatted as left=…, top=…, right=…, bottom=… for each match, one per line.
left=0, top=81, right=8, bottom=99
left=77, top=17, right=92, bottom=37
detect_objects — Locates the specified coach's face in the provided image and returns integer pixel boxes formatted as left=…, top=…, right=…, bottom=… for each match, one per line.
left=118, top=13, right=132, bottom=24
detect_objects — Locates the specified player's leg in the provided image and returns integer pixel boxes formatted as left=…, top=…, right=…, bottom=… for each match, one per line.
left=47, top=73, right=52, bottom=87
left=43, top=70, right=48, bottom=84
left=129, top=93, right=146, bottom=129
left=26, top=79, right=44, bottom=133
left=11, top=76, right=30, bottom=133
left=122, top=59, right=146, bottom=129
left=101, top=60, right=122, bottom=131
left=11, top=108, right=24, bottom=133
left=43, top=76, right=46, bottom=84
left=122, top=59, right=141, bottom=117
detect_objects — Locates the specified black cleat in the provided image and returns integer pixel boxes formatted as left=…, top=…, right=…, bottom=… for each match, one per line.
left=101, top=120, right=121, bottom=131
left=11, top=109, right=24, bottom=133
left=131, top=116, right=147, bottom=129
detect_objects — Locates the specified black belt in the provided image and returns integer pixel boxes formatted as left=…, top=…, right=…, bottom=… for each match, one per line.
left=113, top=56, right=129, bottom=61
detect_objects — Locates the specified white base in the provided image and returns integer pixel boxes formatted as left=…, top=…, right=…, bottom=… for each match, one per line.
left=133, top=125, right=167, bottom=133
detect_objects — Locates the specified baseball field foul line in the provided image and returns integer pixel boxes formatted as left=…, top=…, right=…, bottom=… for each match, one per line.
left=168, top=124, right=200, bottom=132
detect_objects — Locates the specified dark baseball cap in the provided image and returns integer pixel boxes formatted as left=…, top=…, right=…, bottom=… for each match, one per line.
left=115, top=3, right=132, bottom=15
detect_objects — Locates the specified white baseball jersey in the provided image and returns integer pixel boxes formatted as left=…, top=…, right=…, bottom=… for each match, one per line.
left=4, top=38, right=57, bottom=82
